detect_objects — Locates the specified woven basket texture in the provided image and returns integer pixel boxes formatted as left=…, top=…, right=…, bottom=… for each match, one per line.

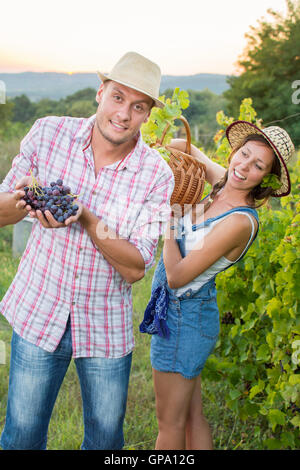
left=158, top=116, right=206, bottom=207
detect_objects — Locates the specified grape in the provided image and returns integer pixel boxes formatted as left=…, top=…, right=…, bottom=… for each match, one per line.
left=221, top=311, right=235, bottom=325
left=21, top=179, right=79, bottom=224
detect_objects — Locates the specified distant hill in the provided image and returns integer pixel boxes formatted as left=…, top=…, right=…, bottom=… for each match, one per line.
left=0, top=72, right=230, bottom=101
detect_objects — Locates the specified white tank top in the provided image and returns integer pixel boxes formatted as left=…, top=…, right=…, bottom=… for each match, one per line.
left=175, top=211, right=256, bottom=296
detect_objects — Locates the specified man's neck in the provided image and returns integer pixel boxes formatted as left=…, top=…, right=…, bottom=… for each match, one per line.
left=90, top=124, right=137, bottom=167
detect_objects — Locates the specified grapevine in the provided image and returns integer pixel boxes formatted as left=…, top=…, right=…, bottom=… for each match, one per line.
left=141, top=87, right=190, bottom=162
left=202, top=98, right=300, bottom=449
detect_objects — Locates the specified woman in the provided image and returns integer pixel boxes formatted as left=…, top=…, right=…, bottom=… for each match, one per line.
left=140, top=120, right=295, bottom=450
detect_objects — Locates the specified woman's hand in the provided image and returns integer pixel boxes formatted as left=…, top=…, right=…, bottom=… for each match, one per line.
left=170, top=139, right=226, bottom=187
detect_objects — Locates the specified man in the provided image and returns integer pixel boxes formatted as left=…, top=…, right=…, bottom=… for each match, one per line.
left=0, top=52, right=174, bottom=450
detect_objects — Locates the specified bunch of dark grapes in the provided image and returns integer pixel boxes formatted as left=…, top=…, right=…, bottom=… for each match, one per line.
left=289, top=402, right=300, bottom=415
left=221, top=311, right=235, bottom=325
left=22, top=178, right=79, bottom=223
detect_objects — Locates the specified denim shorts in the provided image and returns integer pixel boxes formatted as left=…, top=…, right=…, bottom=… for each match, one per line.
left=150, top=280, right=219, bottom=380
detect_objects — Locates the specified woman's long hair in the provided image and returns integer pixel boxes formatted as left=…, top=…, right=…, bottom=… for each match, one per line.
left=204, top=134, right=282, bottom=212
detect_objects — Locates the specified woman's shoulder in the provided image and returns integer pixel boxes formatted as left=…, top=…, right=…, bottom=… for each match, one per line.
left=216, top=211, right=259, bottom=246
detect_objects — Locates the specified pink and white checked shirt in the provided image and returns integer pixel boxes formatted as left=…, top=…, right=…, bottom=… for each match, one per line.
left=0, top=115, right=174, bottom=358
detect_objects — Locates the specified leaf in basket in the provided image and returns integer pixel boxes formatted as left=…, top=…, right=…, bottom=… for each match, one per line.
left=156, top=147, right=171, bottom=162
left=141, top=120, right=158, bottom=146
left=164, top=103, right=181, bottom=118
left=172, top=88, right=190, bottom=109
left=141, top=87, right=190, bottom=156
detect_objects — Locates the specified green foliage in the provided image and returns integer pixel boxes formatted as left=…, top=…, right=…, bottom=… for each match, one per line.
left=224, top=1, right=300, bottom=146
left=261, top=173, right=281, bottom=190
left=7, top=87, right=98, bottom=127
left=0, top=101, right=16, bottom=140
left=183, top=89, right=227, bottom=147
left=161, top=88, right=227, bottom=148
left=11, top=94, right=36, bottom=123
left=141, top=87, right=190, bottom=162
left=202, top=99, right=300, bottom=449
left=0, top=101, right=14, bottom=127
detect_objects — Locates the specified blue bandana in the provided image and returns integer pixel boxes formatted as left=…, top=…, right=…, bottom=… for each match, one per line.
left=139, top=284, right=170, bottom=339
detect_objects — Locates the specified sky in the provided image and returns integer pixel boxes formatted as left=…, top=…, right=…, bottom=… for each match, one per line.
left=0, top=0, right=288, bottom=76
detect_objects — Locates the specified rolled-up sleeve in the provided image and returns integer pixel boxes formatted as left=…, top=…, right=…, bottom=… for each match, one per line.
left=129, top=169, right=174, bottom=273
left=0, top=119, right=41, bottom=193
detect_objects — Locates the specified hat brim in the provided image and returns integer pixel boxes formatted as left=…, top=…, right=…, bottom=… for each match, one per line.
left=226, top=120, right=291, bottom=197
left=97, top=71, right=165, bottom=109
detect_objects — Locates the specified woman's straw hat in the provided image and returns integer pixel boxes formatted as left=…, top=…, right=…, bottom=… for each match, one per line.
left=226, top=120, right=295, bottom=197
left=97, top=51, right=164, bottom=109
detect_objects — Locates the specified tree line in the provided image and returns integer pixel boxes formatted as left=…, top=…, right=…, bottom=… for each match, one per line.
left=0, top=86, right=225, bottom=148
left=225, top=0, right=300, bottom=147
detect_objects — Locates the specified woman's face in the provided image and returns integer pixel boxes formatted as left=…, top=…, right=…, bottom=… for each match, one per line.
left=228, top=140, right=275, bottom=191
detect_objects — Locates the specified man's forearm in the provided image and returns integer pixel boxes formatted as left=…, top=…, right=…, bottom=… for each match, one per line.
left=0, top=192, right=28, bottom=227
left=79, top=206, right=145, bottom=284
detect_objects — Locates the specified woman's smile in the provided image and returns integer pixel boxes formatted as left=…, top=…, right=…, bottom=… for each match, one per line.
left=233, top=169, right=246, bottom=181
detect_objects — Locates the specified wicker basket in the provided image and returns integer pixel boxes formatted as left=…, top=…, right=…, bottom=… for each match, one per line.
left=156, top=116, right=206, bottom=208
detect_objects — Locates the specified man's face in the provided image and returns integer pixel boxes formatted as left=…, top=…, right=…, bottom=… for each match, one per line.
left=95, top=81, right=153, bottom=146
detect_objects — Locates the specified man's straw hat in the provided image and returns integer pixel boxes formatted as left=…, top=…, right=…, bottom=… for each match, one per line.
left=97, top=51, right=164, bottom=109
left=226, top=120, right=295, bottom=197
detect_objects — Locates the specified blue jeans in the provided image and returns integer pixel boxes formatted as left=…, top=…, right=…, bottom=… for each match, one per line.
left=0, top=320, right=132, bottom=450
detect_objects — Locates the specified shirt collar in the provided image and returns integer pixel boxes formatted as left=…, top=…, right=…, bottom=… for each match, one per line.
left=76, top=114, right=97, bottom=150
left=76, top=114, right=145, bottom=173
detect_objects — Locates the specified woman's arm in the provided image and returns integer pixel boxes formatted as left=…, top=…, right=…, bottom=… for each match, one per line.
left=169, top=139, right=226, bottom=187
left=163, top=214, right=253, bottom=289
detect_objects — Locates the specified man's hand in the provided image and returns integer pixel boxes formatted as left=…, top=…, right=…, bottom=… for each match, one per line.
left=33, top=201, right=83, bottom=229
left=14, top=176, right=36, bottom=214
left=14, top=175, right=82, bottom=229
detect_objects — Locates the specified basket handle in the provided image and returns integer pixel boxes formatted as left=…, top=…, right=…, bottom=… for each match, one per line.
left=157, top=115, right=191, bottom=154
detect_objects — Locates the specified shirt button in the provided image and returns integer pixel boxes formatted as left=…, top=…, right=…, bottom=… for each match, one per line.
left=72, top=301, right=76, bottom=305
left=186, top=292, right=191, bottom=296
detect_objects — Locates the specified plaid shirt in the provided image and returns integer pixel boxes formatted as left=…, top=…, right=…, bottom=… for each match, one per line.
left=0, top=115, right=174, bottom=358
